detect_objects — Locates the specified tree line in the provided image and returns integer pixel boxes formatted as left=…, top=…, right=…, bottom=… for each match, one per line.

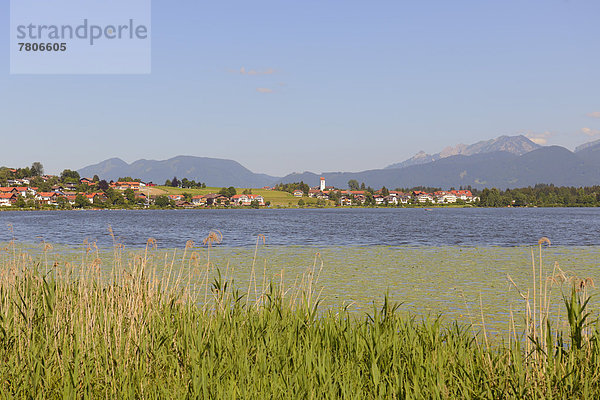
left=477, top=185, right=600, bottom=207
left=164, top=177, right=206, bottom=189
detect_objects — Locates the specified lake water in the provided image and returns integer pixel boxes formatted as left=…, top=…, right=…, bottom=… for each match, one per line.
left=1, top=208, right=599, bottom=248
left=2, top=208, right=599, bottom=336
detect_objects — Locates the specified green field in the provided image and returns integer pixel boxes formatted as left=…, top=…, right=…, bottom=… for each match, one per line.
left=155, top=186, right=330, bottom=207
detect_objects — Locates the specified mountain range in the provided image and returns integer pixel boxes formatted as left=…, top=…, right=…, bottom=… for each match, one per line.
left=78, top=136, right=600, bottom=189
left=280, top=145, right=600, bottom=189
left=385, top=135, right=541, bottom=169
left=78, top=156, right=278, bottom=188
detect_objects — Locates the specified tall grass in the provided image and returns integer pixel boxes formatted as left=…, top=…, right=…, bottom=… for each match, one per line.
left=0, top=234, right=599, bottom=398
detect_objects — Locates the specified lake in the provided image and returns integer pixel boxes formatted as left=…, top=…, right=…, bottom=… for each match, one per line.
left=1, top=208, right=599, bottom=248
left=2, top=208, right=599, bottom=336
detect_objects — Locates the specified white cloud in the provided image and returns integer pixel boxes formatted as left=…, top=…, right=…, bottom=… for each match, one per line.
left=256, top=87, right=273, bottom=94
left=587, top=111, right=600, bottom=118
left=525, top=131, right=553, bottom=145
left=240, top=67, right=275, bottom=76
left=582, top=127, right=600, bottom=137
left=248, top=68, right=275, bottom=76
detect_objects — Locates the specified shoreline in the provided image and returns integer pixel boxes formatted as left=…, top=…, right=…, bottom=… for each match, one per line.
left=3, top=204, right=600, bottom=212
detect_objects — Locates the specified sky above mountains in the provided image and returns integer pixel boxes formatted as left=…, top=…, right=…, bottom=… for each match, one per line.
left=2, top=0, right=600, bottom=175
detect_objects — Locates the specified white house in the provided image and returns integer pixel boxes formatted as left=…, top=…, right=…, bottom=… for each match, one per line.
left=399, top=195, right=411, bottom=204
left=340, top=197, right=352, bottom=206
left=435, top=191, right=457, bottom=204
left=231, top=194, right=265, bottom=206
left=36, top=192, right=60, bottom=205
left=384, top=195, right=398, bottom=205
left=415, top=193, right=434, bottom=203
left=0, top=193, right=17, bottom=206
left=192, top=195, right=206, bottom=206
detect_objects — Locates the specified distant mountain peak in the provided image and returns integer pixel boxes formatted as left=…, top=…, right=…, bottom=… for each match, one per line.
left=280, top=144, right=600, bottom=190
left=78, top=155, right=279, bottom=187
left=575, top=138, right=600, bottom=153
left=386, top=135, right=541, bottom=169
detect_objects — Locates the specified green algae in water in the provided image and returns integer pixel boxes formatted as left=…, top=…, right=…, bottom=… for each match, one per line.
left=3, top=241, right=599, bottom=337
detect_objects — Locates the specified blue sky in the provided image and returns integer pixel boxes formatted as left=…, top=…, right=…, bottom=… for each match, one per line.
left=2, top=0, right=600, bottom=176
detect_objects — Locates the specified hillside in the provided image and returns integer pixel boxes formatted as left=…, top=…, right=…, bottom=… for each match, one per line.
left=78, top=138, right=600, bottom=190
left=575, top=139, right=600, bottom=168
left=79, top=156, right=279, bottom=188
left=280, top=146, right=600, bottom=189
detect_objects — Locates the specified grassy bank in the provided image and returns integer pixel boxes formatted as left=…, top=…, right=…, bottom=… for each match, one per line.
left=1, top=238, right=599, bottom=398
left=153, top=186, right=304, bottom=207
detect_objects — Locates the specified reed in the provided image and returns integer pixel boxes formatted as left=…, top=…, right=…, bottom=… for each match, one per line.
left=0, top=235, right=599, bottom=398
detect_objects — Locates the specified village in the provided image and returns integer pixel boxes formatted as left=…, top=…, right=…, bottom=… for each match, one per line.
left=0, top=171, right=478, bottom=208
left=301, top=178, right=478, bottom=206
left=0, top=177, right=266, bottom=208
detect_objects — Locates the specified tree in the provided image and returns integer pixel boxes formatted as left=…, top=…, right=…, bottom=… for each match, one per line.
left=74, top=194, right=89, bottom=208
left=250, top=200, right=260, bottom=209
left=15, top=167, right=31, bottom=179
left=381, top=186, right=390, bottom=196
left=92, top=175, right=100, bottom=182
left=15, top=197, right=26, bottom=208
left=480, top=188, right=502, bottom=207
left=348, top=179, right=360, bottom=191
left=60, top=169, right=80, bottom=183
left=98, top=180, right=109, bottom=191
left=56, top=196, right=68, bottom=209
left=297, top=199, right=305, bottom=206
left=275, top=182, right=310, bottom=195
left=118, top=177, right=140, bottom=182
left=154, top=195, right=171, bottom=207
left=104, top=188, right=124, bottom=205
left=30, top=162, right=44, bottom=177
left=219, top=187, right=237, bottom=198
left=513, top=192, right=528, bottom=207
left=329, top=191, right=341, bottom=203
left=171, top=177, right=180, bottom=187
left=124, top=188, right=136, bottom=203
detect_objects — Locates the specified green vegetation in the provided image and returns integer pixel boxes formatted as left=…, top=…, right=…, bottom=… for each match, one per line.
left=59, top=169, right=80, bottom=183
left=164, top=176, right=206, bottom=188
left=6, top=161, right=600, bottom=209
left=275, top=181, right=310, bottom=195
left=0, top=162, right=43, bottom=186
left=219, top=186, right=237, bottom=198
left=156, top=186, right=299, bottom=207
left=477, top=184, right=600, bottom=207
left=1, top=239, right=600, bottom=397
